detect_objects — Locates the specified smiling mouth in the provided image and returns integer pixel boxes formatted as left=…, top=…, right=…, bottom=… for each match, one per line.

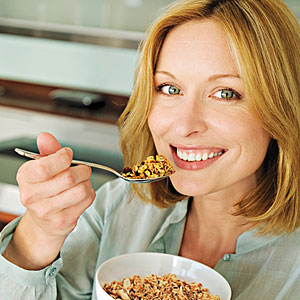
left=172, top=146, right=226, bottom=162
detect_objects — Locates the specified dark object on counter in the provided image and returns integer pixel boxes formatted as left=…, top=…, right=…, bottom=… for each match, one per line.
left=50, top=89, right=105, bottom=109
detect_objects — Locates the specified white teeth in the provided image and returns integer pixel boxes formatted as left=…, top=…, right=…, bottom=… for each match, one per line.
left=202, top=153, right=208, bottom=161
left=188, top=153, right=195, bottom=161
left=177, top=149, right=183, bottom=159
left=182, top=152, right=188, bottom=161
left=176, top=149, right=223, bottom=162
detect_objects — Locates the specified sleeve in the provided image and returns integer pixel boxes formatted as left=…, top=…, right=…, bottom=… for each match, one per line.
left=0, top=217, right=63, bottom=299
left=0, top=183, right=108, bottom=300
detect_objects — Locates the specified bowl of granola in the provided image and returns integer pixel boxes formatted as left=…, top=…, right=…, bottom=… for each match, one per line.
left=95, top=252, right=231, bottom=300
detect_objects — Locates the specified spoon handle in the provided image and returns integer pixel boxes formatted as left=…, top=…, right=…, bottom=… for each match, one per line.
left=14, top=148, right=121, bottom=178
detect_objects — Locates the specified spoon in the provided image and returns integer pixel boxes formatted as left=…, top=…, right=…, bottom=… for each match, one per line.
left=14, top=148, right=171, bottom=184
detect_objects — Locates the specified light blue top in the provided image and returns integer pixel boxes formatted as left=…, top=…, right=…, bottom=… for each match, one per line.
left=0, top=179, right=300, bottom=299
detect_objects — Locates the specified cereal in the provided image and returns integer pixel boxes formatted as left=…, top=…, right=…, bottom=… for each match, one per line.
left=121, top=155, right=174, bottom=180
left=103, top=273, right=220, bottom=300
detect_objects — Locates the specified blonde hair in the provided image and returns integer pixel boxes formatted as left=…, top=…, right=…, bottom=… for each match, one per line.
left=118, top=0, right=300, bottom=235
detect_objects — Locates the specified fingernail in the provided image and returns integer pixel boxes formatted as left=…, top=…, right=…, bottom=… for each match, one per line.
left=64, top=147, right=73, bottom=154
left=59, top=147, right=72, bottom=155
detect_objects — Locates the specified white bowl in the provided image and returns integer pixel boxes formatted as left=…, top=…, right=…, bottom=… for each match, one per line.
left=96, top=252, right=231, bottom=300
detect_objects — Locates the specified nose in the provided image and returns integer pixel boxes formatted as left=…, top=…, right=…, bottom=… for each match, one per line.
left=174, top=96, right=208, bottom=137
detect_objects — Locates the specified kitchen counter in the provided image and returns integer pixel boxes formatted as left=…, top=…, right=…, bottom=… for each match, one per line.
left=0, top=79, right=129, bottom=124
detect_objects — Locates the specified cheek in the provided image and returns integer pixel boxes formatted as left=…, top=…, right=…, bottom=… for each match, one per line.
left=148, top=105, right=171, bottom=138
left=148, top=107, right=162, bottom=152
left=237, top=114, right=271, bottom=151
left=215, top=109, right=270, bottom=145
left=246, top=127, right=271, bottom=165
left=222, top=113, right=271, bottom=171
left=148, top=104, right=175, bottom=155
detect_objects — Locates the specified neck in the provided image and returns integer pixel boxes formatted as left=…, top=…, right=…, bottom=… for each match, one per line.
left=179, top=188, right=256, bottom=267
left=189, top=195, right=252, bottom=244
left=191, top=177, right=257, bottom=237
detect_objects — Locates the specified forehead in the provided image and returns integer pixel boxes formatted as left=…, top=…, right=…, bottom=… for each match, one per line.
left=156, top=19, right=240, bottom=76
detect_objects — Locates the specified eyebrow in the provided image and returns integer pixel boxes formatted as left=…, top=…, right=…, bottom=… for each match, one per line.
left=155, top=70, right=177, bottom=80
left=207, top=73, right=240, bottom=81
left=155, top=70, right=240, bottom=81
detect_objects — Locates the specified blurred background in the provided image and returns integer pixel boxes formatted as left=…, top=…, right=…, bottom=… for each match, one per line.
left=0, top=0, right=298, bottom=228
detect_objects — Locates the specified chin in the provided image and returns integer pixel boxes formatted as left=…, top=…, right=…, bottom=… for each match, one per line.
left=170, top=177, right=206, bottom=197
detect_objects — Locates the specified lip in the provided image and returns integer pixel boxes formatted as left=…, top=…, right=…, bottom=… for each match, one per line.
left=170, top=145, right=226, bottom=170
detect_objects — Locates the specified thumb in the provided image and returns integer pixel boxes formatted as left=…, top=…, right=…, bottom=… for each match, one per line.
left=37, top=132, right=62, bottom=156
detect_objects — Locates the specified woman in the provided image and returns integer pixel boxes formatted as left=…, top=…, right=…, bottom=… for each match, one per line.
left=1, top=0, right=300, bottom=299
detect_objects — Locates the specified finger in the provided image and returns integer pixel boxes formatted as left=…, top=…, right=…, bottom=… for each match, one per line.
left=29, top=180, right=96, bottom=221
left=37, top=132, right=62, bottom=156
left=17, top=147, right=73, bottom=184
left=55, top=191, right=96, bottom=232
left=20, top=165, right=92, bottom=206
left=36, top=188, right=96, bottom=236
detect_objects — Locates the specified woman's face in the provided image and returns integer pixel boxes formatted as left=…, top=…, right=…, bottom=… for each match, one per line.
left=148, top=19, right=271, bottom=198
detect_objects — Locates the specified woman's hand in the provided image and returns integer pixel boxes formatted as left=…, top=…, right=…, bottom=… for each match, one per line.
left=3, top=132, right=96, bottom=270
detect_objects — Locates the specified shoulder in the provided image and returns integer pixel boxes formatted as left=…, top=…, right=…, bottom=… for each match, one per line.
left=275, top=227, right=300, bottom=246
left=278, top=227, right=300, bottom=250
left=268, top=228, right=300, bottom=273
left=260, top=227, right=300, bottom=259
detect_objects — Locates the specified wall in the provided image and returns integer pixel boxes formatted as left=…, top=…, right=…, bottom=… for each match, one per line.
left=0, top=0, right=298, bottom=96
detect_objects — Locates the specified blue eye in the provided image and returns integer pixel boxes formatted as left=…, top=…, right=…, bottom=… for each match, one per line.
left=158, top=84, right=182, bottom=95
left=213, top=88, right=241, bottom=100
